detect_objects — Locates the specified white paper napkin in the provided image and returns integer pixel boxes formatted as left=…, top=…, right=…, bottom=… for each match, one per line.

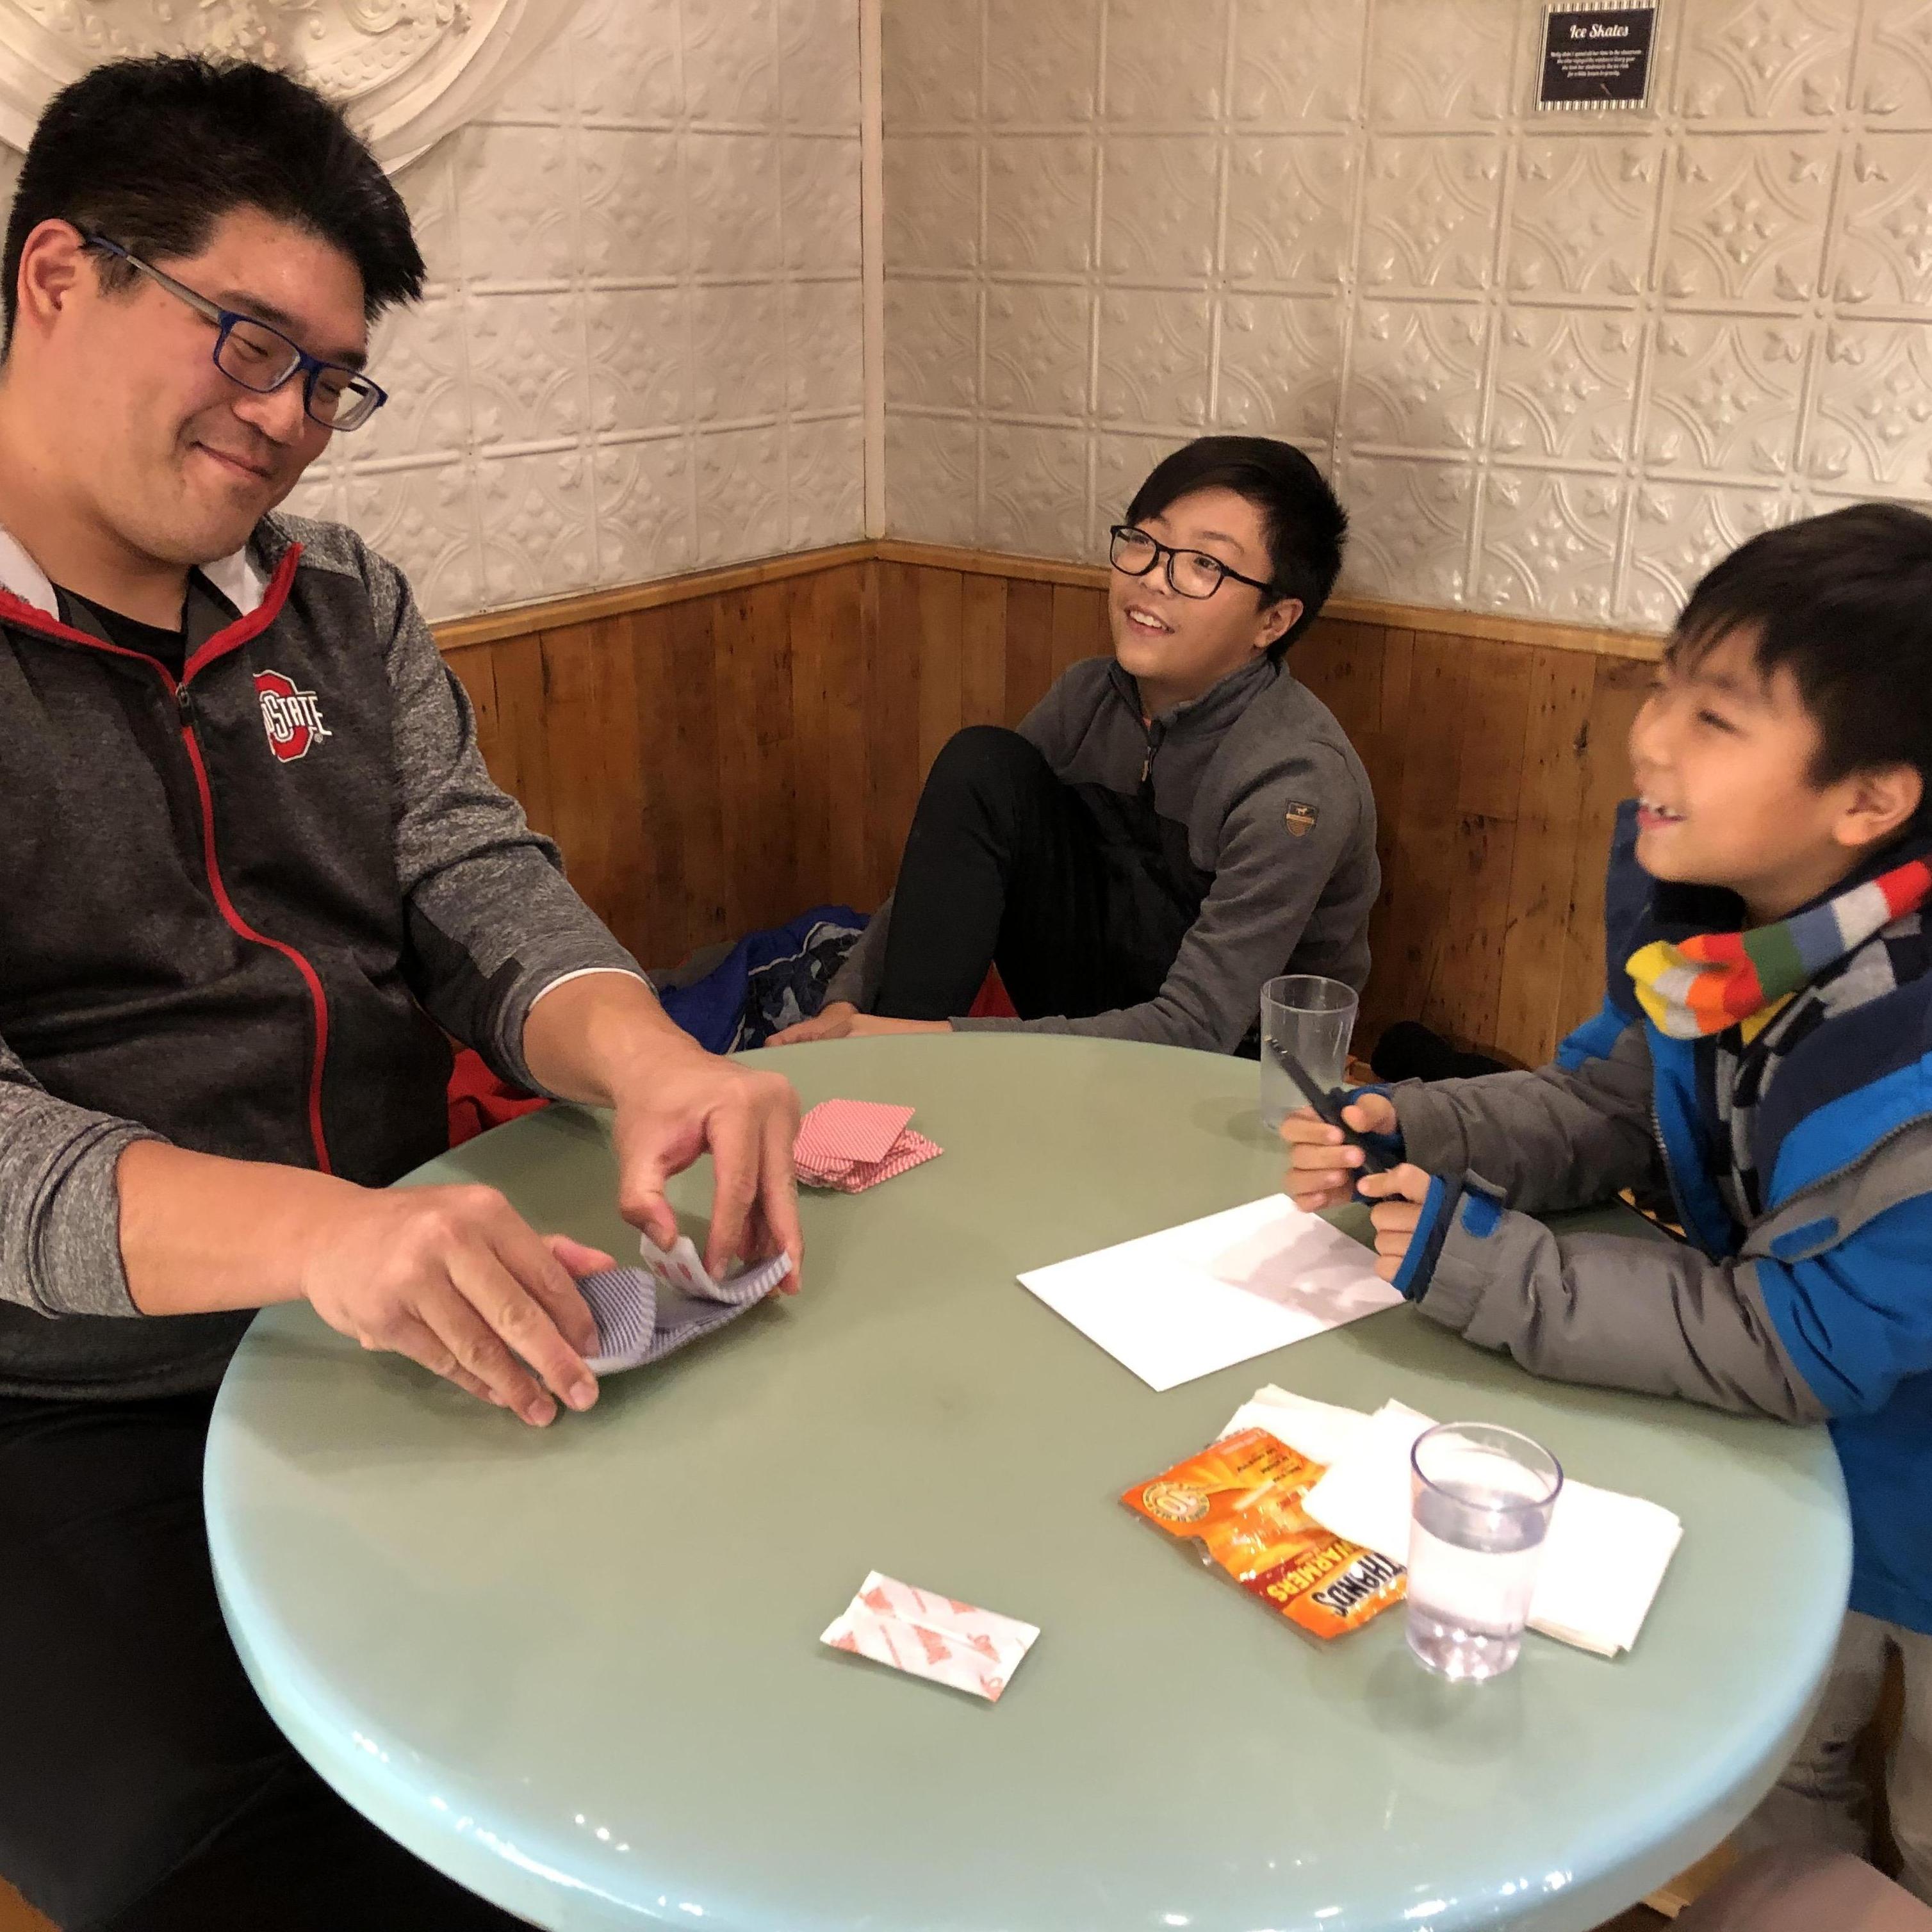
left=1217, top=1384, right=1375, bottom=1468
left=1223, top=1388, right=1683, bottom=1658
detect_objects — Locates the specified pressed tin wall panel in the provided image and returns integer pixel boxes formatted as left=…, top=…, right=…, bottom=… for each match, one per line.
left=280, top=0, right=866, bottom=621
left=881, top=0, right=1932, bottom=632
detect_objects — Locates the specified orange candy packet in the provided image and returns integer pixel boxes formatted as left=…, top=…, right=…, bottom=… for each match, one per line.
left=1121, top=1427, right=1405, bottom=1639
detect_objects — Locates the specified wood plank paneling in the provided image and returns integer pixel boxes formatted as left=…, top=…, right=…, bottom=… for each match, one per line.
left=787, top=568, right=837, bottom=915
left=0, top=1881, right=52, bottom=1931
left=868, top=561, right=926, bottom=906
left=821, top=560, right=874, bottom=914
left=1003, top=578, right=1055, bottom=727
left=714, top=583, right=798, bottom=938
left=1558, top=655, right=1656, bottom=1038
left=1384, top=634, right=1472, bottom=1040
left=1430, top=640, right=1534, bottom=1055
left=960, top=573, right=1008, bottom=727
left=1497, top=649, right=1601, bottom=1068
left=1050, top=583, right=1108, bottom=682
left=443, top=544, right=1660, bottom=1060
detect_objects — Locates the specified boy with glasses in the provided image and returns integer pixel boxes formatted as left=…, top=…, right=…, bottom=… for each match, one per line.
left=773, top=436, right=1378, bottom=1052
left=0, top=56, right=800, bottom=1931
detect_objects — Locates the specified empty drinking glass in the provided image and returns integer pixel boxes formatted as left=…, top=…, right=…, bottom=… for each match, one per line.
left=1259, top=974, right=1359, bottom=1129
left=1405, top=1422, right=1562, bottom=1683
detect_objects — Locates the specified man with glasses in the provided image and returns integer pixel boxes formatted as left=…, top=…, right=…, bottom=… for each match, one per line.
left=0, top=56, right=801, bottom=1931
left=775, top=436, right=1379, bottom=1054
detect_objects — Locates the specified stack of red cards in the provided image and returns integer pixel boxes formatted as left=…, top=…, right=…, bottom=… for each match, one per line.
left=793, top=1099, right=942, bottom=1192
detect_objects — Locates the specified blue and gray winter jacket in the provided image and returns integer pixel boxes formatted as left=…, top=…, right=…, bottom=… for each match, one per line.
left=1386, top=817, right=1932, bottom=1636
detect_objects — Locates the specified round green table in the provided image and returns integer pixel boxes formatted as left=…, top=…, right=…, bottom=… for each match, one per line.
left=206, top=1035, right=1851, bottom=1931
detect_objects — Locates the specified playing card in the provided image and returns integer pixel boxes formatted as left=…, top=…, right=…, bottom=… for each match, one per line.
left=577, top=1232, right=792, bottom=1375
left=792, top=1100, right=941, bottom=1191
left=795, top=1099, right=916, bottom=1171
left=815, top=1129, right=943, bottom=1192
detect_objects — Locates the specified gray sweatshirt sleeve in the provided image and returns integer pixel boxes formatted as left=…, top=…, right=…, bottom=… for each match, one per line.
left=0, top=1035, right=161, bottom=1318
left=1391, top=1022, right=1660, bottom=1216
left=1394, top=1175, right=1826, bottom=1420
left=373, top=548, right=650, bottom=1093
left=956, top=745, right=1368, bottom=1051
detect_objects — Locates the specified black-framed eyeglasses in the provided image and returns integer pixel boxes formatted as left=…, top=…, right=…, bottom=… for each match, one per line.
left=1109, top=524, right=1273, bottom=602
left=80, top=232, right=388, bottom=432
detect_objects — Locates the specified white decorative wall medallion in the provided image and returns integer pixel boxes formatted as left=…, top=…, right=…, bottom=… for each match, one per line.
left=0, top=0, right=585, bottom=168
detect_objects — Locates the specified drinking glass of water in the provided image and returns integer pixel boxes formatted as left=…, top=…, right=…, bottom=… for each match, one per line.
left=1405, top=1421, right=1562, bottom=1683
left=1259, top=974, right=1359, bottom=1129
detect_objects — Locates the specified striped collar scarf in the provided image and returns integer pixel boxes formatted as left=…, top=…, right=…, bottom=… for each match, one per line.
left=1628, top=855, right=1932, bottom=1044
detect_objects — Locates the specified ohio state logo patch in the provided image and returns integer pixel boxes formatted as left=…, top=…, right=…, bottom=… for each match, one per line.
left=254, top=669, right=331, bottom=762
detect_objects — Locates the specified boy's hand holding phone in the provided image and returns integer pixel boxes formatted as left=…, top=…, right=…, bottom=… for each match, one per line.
left=1279, top=1093, right=1438, bottom=1284
left=1278, top=1092, right=1400, bottom=1210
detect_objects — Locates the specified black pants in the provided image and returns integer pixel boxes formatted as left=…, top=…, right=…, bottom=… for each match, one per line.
left=876, top=726, right=1202, bottom=1022
left=0, top=1390, right=525, bottom=1931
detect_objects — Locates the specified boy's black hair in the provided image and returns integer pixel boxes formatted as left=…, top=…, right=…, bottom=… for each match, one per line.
left=1673, top=502, right=1932, bottom=789
left=1124, top=435, right=1348, bottom=660
left=3, top=56, right=425, bottom=344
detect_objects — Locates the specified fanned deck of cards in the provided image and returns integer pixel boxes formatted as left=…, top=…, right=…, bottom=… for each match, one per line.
left=793, top=1099, right=941, bottom=1191
left=577, top=1233, right=792, bottom=1375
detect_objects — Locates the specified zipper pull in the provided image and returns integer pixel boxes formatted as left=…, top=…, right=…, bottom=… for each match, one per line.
left=176, top=681, right=194, bottom=724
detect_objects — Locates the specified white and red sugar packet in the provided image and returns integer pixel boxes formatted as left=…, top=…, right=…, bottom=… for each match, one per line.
left=793, top=1099, right=942, bottom=1192
left=820, top=1571, right=1039, bottom=1703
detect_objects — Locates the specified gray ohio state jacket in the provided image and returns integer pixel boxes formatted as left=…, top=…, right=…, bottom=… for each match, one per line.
left=826, top=654, right=1380, bottom=1052
left=0, top=512, right=643, bottom=1400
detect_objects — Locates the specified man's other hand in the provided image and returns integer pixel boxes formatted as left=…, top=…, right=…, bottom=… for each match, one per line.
left=300, top=1188, right=612, bottom=1426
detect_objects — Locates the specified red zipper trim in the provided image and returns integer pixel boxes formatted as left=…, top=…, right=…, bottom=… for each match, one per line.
left=183, top=544, right=302, bottom=680
left=176, top=716, right=333, bottom=1174
left=0, top=546, right=335, bottom=1174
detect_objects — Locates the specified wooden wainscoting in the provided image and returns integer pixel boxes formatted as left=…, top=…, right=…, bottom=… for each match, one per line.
left=436, top=541, right=1662, bottom=1068
left=0, top=1881, right=51, bottom=1931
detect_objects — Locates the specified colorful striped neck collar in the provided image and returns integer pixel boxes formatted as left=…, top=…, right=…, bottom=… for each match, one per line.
left=1628, top=853, right=1932, bottom=1042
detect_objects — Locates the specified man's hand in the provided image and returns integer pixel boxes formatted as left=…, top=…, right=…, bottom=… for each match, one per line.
left=1278, top=1092, right=1399, bottom=1211
left=301, top=1185, right=614, bottom=1425
left=1355, top=1164, right=1436, bottom=1284
left=521, top=973, right=806, bottom=1286
left=768, top=1003, right=952, bottom=1045
left=116, top=1141, right=614, bottom=1427
left=608, top=1050, right=803, bottom=1284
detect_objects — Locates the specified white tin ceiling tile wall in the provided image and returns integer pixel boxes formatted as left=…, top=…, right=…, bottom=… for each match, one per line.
left=881, top=0, right=1932, bottom=634
left=282, top=0, right=865, bottom=621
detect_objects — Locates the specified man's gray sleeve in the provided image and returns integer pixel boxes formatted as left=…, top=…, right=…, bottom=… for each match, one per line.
left=0, top=1036, right=160, bottom=1318
left=957, top=748, right=1368, bottom=1050
left=1403, top=1181, right=1826, bottom=1421
left=1391, top=1022, right=1660, bottom=1216
left=375, top=555, right=648, bottom=1093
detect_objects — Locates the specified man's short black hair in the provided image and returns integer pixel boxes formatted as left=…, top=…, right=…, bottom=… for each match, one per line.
left=1124, top=435, right=1348, bottom=660
left=4, top=56, right=425, bottom=343
left=1673, top=502, right=1932, bottom=790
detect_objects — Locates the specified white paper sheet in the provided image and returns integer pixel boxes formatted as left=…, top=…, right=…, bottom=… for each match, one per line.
left=1017, top=1197, right=1404, bottom=1392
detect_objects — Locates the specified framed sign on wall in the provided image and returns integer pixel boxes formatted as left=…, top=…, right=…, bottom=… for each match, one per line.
left=1538, top=2, right=1658, bottom=111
